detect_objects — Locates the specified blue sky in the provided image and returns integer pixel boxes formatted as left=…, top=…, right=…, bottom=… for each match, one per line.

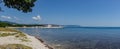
left=0, top=0, right=120, bottom=27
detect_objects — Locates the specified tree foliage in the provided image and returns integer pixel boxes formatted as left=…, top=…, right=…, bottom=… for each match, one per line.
left=0, top=21, right=12, bottom=27
left=0, top=0, right=36, bottom=13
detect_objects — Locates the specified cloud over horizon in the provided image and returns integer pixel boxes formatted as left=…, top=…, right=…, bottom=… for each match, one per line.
left=13, top=16, right=20, bottom=20
left=0, top=16, right=21, bottom=22
left=0, top=16, right=12, bottom=19
left=32, top=15, right=41, bottom=21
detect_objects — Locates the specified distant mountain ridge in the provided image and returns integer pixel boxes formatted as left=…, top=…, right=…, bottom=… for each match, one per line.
left=0, top=20, right=82, bottom=28
left=0, top=20, right=17, bottom=24
left=0, top=21, right=63, bottom=28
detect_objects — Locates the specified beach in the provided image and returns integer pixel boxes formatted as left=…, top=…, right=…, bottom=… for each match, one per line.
left=0, top=28, right=52, bottom=49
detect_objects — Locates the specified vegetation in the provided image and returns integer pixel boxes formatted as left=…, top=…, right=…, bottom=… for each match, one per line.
left=0, top=21, right=12, bottom=27
left=0, top=0, right=36, bottom=13
left=0, top=20, right=46, bottom=27
left=0, top=28, right=30, bottom=42
left=0, top=27, right=21, bottom=32
left=0, top=33, right=17, bottom=37
left=0, top=44, right=32, bottom=49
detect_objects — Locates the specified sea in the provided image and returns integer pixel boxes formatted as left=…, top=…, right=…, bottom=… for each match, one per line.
left=16, top=27, right=120, bottom=49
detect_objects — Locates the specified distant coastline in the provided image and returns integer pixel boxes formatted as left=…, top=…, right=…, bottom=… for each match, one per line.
left=7, top=24, right=63, bottom=28
left=7, top=27, right=63, bottom=28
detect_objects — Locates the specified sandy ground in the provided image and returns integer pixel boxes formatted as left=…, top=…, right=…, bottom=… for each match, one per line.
left=0, top=31, right=49, bottom=49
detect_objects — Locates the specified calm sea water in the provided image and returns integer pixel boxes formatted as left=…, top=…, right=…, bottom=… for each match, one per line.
left=16, top=27, right=120, bottom=49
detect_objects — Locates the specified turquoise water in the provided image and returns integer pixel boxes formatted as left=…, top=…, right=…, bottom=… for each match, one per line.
left=16, top=28, right=120, bottom=49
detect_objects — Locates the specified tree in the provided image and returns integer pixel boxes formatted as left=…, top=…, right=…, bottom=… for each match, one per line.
left=0, top=0, right=36, bottom=13
left=0, top=21, right=12, bottom=27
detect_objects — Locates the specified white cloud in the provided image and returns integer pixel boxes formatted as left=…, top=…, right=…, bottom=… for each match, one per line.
left=13, top=16, right=20, bottom=20
left=1, top=16, right=12, bottom=19
left=32, top=15, right=41, bottom=21
left=0, top=16, right=21, bottom=21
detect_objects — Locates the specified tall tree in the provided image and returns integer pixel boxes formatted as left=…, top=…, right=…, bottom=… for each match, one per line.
left=0, top=0, right=36, bottom=13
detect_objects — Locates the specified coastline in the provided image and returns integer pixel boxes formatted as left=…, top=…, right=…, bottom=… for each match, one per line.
left=35, top=36, right=53, bottom=49
left=7, top=26, right=63, bottom=29
left=0, top=28, right=53, bottom=49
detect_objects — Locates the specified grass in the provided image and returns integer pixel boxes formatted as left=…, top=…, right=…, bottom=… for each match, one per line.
left=0, top=27, right=20, bottom=32
left=0, top=28, right=25, bottom=37
left=0, top=27, right=30, bottom=42
left=0, top=33, right=18, bottom=37
left=0, top=28, right=32, bottom=48
left=0, top=44, right=32, bottom=49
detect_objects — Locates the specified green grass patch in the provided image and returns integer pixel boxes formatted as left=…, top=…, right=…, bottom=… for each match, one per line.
left=0, top=44, right=32, bottom=49
left=0, top=33, right=18, bottom=37
left=0, top=28, right=20, bottom=32
left=0, top=28, right=30, bottom=42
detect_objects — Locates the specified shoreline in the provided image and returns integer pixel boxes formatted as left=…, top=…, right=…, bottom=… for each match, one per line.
left=7, top=27, right=63, bottom=29
left=17, top=29, right=54, bottom=49
left=35, top=36, right=54, bottom=49
left=0, top=28, right=54, bottom=49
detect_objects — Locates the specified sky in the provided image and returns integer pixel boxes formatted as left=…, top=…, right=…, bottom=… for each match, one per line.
left=0, top=0, right=120, bottom=27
